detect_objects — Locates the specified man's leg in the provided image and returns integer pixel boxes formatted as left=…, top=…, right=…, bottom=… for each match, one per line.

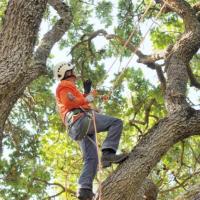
left=77, top=133, right=98, bottom=199
left=88, top=112, right=128, bottom=168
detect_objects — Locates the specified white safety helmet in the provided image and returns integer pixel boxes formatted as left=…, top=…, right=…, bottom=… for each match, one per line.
left=54, top=61, right=74, bottom=81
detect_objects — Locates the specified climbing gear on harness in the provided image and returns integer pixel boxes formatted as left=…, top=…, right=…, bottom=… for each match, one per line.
left=54, top=61, right=74, bottom=80
left=77, top=188, right=94, bottom=200
left=66, top=108, right=84, bottom=126
left=83, top=79, right=92, bottom=94
left=77, top=112, right=92, bottom=140
left=66, top=108, right=92, bottom=140
left=101, top=150, right=129, bottom=168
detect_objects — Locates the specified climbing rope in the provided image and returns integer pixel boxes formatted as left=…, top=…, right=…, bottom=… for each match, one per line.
left=97, top=1, right=153, bottom=88
left=86, top=110, right=102, bottom=200
left=97, top=1, right=167, bottom=100
left=83, top=2, right=167, bottom=199
left=92, top=110, right=102, bottom=200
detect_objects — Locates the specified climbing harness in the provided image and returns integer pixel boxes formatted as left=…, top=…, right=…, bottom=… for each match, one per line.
left=66, top=108, right=92, bottom=140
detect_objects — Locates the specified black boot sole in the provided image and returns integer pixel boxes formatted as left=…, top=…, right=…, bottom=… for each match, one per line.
left=101, top=154, right=128, bottom=168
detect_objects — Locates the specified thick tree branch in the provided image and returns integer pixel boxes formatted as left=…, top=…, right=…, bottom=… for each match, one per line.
left=0, top=0, right=47, bottom=92
left=69, top=29, right=167, bottom=89
left=0, top=0, right=73, bottom=140
left=34, top=0, right=72, bottom=67
left=34, top=178, right=66, bottom=199
left=0, top=0, right=72, bottom=154
left=193, top=2, right=200, bottom=12
left=163, top=0, right=200, bottom=113
left=135, top=179, right=158, bottom=200
left=0, top=0, right=48, bottom=155
left=97, top=108, right=200, bottom=200
left=163, top=0, right=199, bottom=29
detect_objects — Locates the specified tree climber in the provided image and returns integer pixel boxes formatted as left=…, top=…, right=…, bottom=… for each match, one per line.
left=54, top=61, right=128, bottom=200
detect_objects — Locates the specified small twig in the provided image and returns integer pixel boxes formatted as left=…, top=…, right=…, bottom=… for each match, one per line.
left=186, top=64, right=200, bottom=89
left=160, top=170, right=200, bottom=194
left=34, top=177, right=76, bottom=199
left=129, top=98, right=157, bottom=128
left=175, top=141, right=185, bottom=176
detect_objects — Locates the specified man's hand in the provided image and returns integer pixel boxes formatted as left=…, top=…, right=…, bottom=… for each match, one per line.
left=83, top=79, right=92, bottom=94
left=67, top=92, right=75, bottom=101
left=85, top=94, right=94, bottom=102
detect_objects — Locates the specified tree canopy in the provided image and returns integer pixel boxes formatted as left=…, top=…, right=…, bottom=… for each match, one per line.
left=0, top=0, right=200, bottom=200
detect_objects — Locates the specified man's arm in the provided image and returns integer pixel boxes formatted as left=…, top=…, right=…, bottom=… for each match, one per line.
left=60, top=88, right=87, bottom=107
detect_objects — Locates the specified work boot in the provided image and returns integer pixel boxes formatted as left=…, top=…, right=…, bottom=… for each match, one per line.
left=77, top=188, right=94, bottom=200
left=101, top=150, right=129, bottom=168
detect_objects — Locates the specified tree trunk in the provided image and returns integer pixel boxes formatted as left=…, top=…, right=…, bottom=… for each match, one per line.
left=0, top=0, right=48, bottom=154
left=95, top=109, right=200, bottom=200
left=135, top=179, right=158, bottom=200
left=0, top=0, right=72, bottom=155
left=0, top=0, right=200, bottom=199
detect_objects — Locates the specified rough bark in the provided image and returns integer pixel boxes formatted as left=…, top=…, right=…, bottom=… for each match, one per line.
left=0, top=0, right=48, bottom=154
left=0, top=0, right=72, bottom=155
left=0, top=0, right=200, bottom=199
left=95, top=108, right=200, bottom=200
left=164, top=0, right=200, bottom=113
left=175, top=184, right=200, bottom=200
left=95, top=1, right=200, bottom=199
left=135, top=179, right=158, bottom=200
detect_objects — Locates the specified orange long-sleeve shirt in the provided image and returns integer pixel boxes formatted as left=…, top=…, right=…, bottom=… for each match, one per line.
left=56, top=80, right=91, bottom=122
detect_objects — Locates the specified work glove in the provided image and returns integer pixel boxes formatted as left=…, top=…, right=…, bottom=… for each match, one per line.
left=83, top=79, right=92, bottom=94
left=85, top=94, right=94, bottom=103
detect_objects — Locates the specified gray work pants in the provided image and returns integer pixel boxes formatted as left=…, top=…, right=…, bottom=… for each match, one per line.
left=68, top=112, right=123, bottom=190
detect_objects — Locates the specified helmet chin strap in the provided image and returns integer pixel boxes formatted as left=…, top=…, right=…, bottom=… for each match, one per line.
left=62, top=70, right=77, bottom=80
left=68, top=70, right=82, bottom=80
left=67, top=74, right=77, bottom=79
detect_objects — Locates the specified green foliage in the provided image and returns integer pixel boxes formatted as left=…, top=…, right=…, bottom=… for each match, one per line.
left=0, top=77, right=56, bottom=199
left=150, top=15, right=184, bottom=49
left=95, top=1, right=113, bottom=27
left=191, top=54, right=200, bottom=76
left=115, top=0, right=141, bottom=56
left=0, top=0, right=7, bottom=26
left=152, top=137, right=200, bottom=200
left=0, top=127, right=50, bottom=199
left=1, top=0, right=200, bottom=199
